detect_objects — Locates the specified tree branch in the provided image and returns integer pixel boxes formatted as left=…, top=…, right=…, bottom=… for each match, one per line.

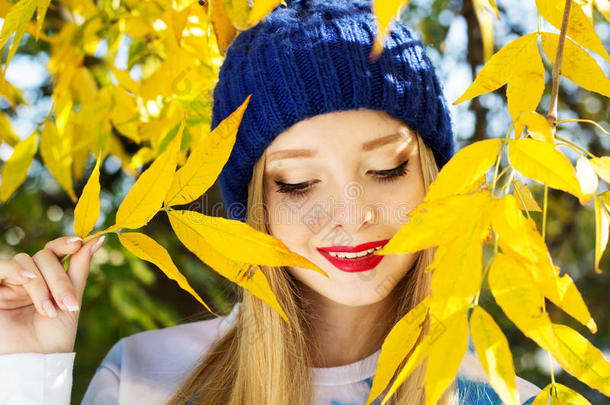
left=546, top=0, right=572, bottom=133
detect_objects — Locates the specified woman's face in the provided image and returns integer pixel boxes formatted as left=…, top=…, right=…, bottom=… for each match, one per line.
left=263, top=108, right=426, bottom=307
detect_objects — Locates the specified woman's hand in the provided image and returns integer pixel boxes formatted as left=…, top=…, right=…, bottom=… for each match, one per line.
left=0, top=235, right=105, bottom=355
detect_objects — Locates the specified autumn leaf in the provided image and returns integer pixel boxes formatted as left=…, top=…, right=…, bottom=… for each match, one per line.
left=453, top=33, right=545, bottom=136
left=0, top=131, right=38, bottom=202
left=165, top=95, right=250, bottom=207
left=589, top=156, right=610, bottom=183
left=470, top=306, right=520, bottom=405
left=550, top=323, right=610, bottom=396
left=531, top=382, right=591, bottom=405
left=73, top=151, right=102, bottom=239
left=167, top=210, right=328, bottom=277
left=167, top=210, right=291, bottom=325
left=118, top=232, right=218, bottom=316
left=110, top=120, right=183, bottom=230
left=516, top=111, right=554, bottom=143
left=247, top=0, right=282, bottom=27
left=36, top=0, right=51, bottom=40
left=535, top=0, right=610, bottom=62
left=370, top=0, right=411, bottom=60
left=209, top=0, right=236, bottom=56
left=379, top=309, right=469, bottom=405
left=424, top=138, right=502, bottom=202
left=507, top=139, right=584, bottom=201
left=512, top=179, right=542, bottom=212
left=473, top=0, right=498, bottom=61
left=365, top=295, right=430, bottom=405
left=541, top=33, right=610, bottom=98
left=0, top=0, right=37, bottom=74
left=39, top=120, right=77, bottom=202
left=575, top=155, right=598, bottom=205
left=491, top=194, right=597, bottom=332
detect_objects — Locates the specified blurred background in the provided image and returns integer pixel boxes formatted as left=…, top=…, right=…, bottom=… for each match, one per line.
left=0, top=0, right=608, bottom=403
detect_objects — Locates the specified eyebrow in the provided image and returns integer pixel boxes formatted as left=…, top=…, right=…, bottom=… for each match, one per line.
left=266, top=131, right=409, bottom=163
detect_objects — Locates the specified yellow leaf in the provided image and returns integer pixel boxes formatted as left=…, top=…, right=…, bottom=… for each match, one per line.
left=541, top=33, right=610, bottom=98
left=508, top=139, right=583, bottom=201
left=512, top=179, right=542, bottom=212
left=0, top=0, right=37, bottom=74
left=165, top=94, right=250, bottom=206
left=473, top=0, right=497, bottom=61
left=365, top=295, right=430, bottom=405
left=516, top=111, right=553, bottom=143
left=453, top=33, right=545, bottom=136
left=424, top=309, right=469, bottom=405
left=536, top=0, right=610, bottom=62
left=550, top=323, right=610, bottom=396
left=491, top=194, right=595, bottom=331
left=114, top=123, right=182, bottom=229
left=39, top=121, right=77, bottom=202
left=210, top=0, right=236, bottom=56
left=531, top=382, right=592, bottom=405
left=424, top=138, right=501, bottom=202
left=0, top=112, right=19, bottom=146
left=589, top=156, right=610, bottom=184
left=73, top=151, right=102, bottom=239
left=429, top=213, right=488, bottom=320
left=380, top=309, right=469, bottom=405
left=0, top=131, right=38, bottom=202
left=575, top=155, right=598, bottom=205
left=167, top=210, right=290, bottom=325
left=167, top=210, right=328, bottom=276
left=378, top=189, right=492, bottom=255
left=118, top=232, right=217, bottom=316
left=246, top=0, right=281, bottom=26
left=594, top=195, right=609, bottom=273
left=554, top=272, right=598, bottom=333
left=469, top=306, right=520, bottom=405
left=221, top=0, right=252, bottom=31
left=35, top=0, right=50, bottom=40
left=488, top=252, right=562, bottom=358
left=370, top=0, right=411, bottom=60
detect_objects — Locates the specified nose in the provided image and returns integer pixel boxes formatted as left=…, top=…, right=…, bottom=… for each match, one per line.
left=327, top=180, right=377, bottom=234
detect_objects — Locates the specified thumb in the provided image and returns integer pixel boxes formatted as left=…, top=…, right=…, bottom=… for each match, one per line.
left=66, top=235, right=105, bottom=303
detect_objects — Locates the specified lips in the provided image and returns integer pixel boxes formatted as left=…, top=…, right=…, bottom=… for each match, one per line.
left=316, top=239, right=389, bottom=273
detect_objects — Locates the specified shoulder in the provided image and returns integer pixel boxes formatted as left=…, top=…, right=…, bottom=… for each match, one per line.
left=98, top=302, right=241, bottom=383
left=456, top=350, right=541, bottom=404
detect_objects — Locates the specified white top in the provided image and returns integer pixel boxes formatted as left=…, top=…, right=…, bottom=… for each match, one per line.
left=0, top=302, right=541, bottom=404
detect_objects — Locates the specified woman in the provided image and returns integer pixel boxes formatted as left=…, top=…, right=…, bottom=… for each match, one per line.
left=0, top=0, right=542, bottom=404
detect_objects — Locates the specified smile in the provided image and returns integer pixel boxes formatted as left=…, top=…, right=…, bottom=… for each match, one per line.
left=316, top=239, right=388, bottom=273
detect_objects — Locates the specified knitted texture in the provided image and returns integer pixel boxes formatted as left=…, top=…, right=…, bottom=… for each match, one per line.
left=211, top=0, right=455, bottom=222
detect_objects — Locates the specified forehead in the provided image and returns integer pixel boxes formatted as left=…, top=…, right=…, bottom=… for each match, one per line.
left=264, top=108, right=412, bottom=153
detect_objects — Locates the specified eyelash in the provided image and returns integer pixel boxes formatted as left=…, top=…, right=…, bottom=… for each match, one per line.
left=274, top=159, right=410, bottom=200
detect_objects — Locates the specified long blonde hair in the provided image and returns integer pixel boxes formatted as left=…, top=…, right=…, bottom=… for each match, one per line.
left=165, top=130, right=458, bottom=405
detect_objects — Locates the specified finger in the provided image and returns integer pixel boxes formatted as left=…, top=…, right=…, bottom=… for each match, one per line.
left=31, top=249, right=80, bottom=313
left=67, top=236, right=105, bottom=305
left=0, top=259, right=37, bottom=285
left=44, top=236, right=84, bottom=260
left=13, top=253, right=58, bottom=318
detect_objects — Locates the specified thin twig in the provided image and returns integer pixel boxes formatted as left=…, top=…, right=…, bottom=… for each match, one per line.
left=546, top=0, right=572, bottom=134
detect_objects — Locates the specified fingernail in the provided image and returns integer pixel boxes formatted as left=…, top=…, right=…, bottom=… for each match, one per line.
left=42, top=298, right=57, bottom=318
left=67, top=236, right=83, bottom=244
left=20, top=270, right=36, bottom=279
left=61, top=293, right=80, bottom=312
left=90, top=235, right=106, bottom=255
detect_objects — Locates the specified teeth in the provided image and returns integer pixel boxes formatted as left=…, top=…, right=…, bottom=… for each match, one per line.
left=327, top=245, right=382, bottom=259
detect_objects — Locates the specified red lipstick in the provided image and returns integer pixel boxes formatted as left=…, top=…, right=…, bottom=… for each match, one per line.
left=316, top=239, right=389, bottom=273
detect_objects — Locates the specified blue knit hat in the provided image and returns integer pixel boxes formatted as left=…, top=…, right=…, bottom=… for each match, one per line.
left=211, top=0, right=455, bottom=222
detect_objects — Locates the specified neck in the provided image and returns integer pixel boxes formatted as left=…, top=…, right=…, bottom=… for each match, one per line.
left=301, top=286, right=397, bottom=368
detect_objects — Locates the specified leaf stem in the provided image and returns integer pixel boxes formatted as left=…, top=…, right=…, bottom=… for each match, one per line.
left=556, top=119, right=610, bottom=135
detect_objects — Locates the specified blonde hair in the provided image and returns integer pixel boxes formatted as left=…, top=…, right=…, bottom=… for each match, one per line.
left=165, top=130, right=458, bottom=405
